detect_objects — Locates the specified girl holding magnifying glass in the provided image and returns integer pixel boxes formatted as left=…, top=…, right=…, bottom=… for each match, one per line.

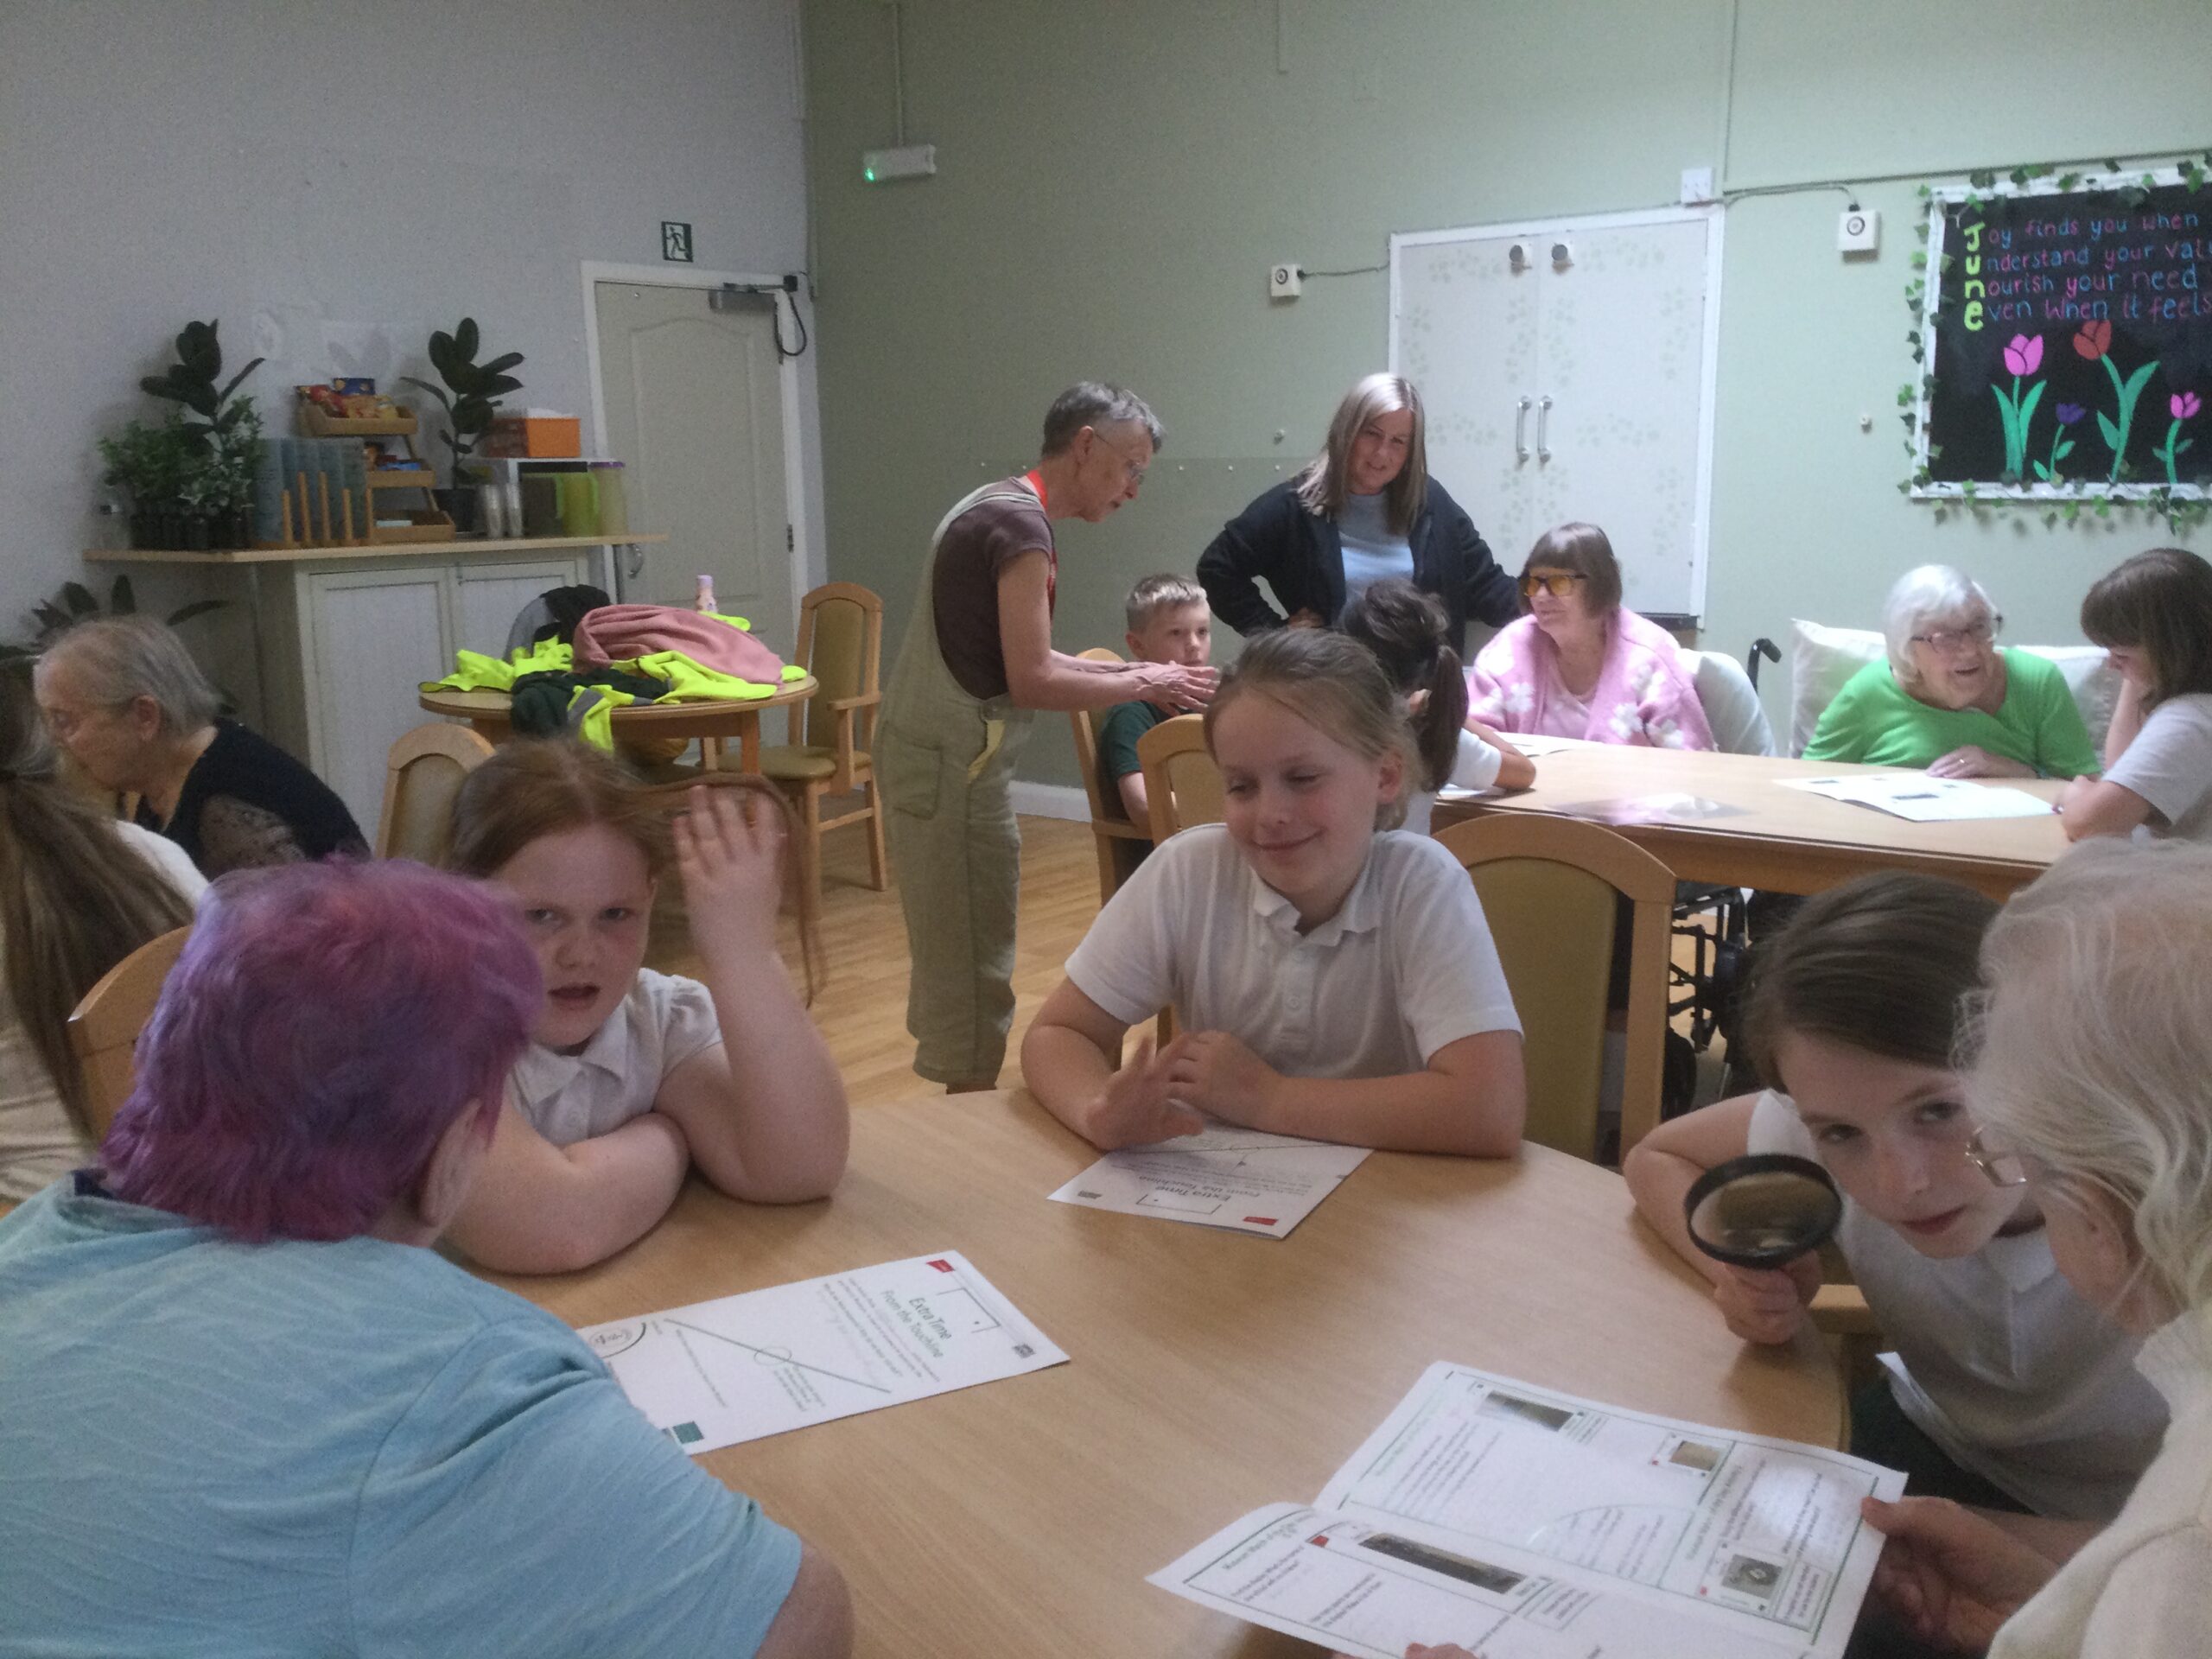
left=1624, top=873, right=2164, bottom=1533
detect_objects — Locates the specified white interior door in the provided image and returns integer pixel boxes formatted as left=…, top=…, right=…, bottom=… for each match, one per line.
left=594, top=283, right=796, bottom=654
left=1395, top=233, right=1543, bottom=608
left=1530, top=219, right=1714, bottom=617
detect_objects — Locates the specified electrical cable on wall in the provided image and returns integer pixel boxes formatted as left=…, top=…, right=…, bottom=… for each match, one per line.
left=711, top=279, right=810, bottom=360
left=1300, top=261, right=1388, bottom=279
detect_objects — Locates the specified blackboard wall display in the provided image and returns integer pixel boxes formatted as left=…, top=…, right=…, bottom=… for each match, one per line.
left=1917, top=175, right=2209, bottom=496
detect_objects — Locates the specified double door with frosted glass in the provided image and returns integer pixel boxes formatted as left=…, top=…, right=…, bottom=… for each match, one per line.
left=1392, top=207, right=1721, bottom=621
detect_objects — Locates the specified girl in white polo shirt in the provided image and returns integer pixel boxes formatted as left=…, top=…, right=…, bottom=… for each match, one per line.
left=441, top=741, right=849, bottom=1274
left=2061, top=546, right=2212, bottom=843
left=1624, top=874, right=2164, bottom=1528
left=1020, top=626, right=1527, bottom=1154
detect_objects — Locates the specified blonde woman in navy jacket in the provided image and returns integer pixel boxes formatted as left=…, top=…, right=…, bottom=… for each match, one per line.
left=1197, top=374, right=1517, bottom=645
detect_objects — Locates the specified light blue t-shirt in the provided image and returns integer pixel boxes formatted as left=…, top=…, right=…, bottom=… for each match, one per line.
left=0, top=1177, right=802, bottom=1656
left=1336, top=490, right=1414, bottom=618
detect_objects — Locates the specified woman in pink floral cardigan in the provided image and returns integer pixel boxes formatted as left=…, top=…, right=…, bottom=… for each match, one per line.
left=1466, top=523, right=1714, bottom=751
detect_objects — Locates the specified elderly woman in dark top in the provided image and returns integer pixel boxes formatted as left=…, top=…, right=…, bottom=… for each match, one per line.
left=1198, top=373, right=1519, bottom=643
left=34, top=616, right=364, bottom=875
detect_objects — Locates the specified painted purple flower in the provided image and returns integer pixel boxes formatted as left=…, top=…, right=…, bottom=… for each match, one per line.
left=2055, top=403, right=2085, bottom=425
left=2175, top=391, right=2203, bottom=420
left=2002, top=334, right=2044, bottom=377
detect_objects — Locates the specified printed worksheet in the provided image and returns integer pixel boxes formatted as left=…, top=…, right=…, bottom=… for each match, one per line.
left=1153, top=1504, right=1811, bottom=1659
left=1776, top=773, right=2054, bottom=821
left=575, top=1251, right=1067, bottom=1454
left=1048, top=1122, right=1371, bottom=1238
left=1153, top=1363, right=1903, bottom=1659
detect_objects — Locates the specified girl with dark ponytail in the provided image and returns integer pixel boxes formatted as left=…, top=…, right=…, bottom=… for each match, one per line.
left=1343, top=578, right=1534, bottom=832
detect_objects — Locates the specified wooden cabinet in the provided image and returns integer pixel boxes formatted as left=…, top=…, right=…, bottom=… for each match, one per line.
left=258, top=548, right=593, bottom=830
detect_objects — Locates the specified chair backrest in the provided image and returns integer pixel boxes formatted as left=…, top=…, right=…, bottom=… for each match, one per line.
left=796, top=582, right=883, bottom=751
left=1787, top=619, right=2120, bottom=757
left=1071, top=647, right=1130, bottom=824
left=1433, top=816, right=1675, bottom=1161
left=67, top=925, right=191, bottom=1140
left=639, top=772, right=822, bottom=998
left=1680, top=647, right=1776, bottom=757
left=375, top=721, right=496, bottom=861
left=1137, top=714, right=1225, bottom=842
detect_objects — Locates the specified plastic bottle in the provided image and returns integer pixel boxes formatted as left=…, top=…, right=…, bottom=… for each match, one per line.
left=694, top=574, right=717, bottom=613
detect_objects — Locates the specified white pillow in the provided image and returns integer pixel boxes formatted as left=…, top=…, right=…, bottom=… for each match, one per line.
left=1788, top=620, right=1884, bottom=756
left=1788, top=619, right=2120, bottom=757
left=1680, top=648, right=1777, bottom=757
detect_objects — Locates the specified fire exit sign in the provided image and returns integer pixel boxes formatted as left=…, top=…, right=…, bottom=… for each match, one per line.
left=661, top=221, right=694, bottom=263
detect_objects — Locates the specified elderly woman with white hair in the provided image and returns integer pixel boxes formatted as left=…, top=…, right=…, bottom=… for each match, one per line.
left=1803, top=565, right=2101, bottom=779
left=1858, top=838, right=2212, bottom=1656
left=33, top=615, right=364, bottom=876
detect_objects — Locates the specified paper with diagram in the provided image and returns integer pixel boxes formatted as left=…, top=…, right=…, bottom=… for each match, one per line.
left=1048, top=1122, right=1371, bottom=1238
left=575, top=1251, right=1066, bottom=1454
left=1151, top=1362, right=1904, bottom=1659
left=1777, top=773, right=2054, bottom=821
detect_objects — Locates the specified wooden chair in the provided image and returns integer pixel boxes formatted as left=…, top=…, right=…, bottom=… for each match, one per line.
left=1136, top=714, right=1224, bottom=842
left=67, top=926, right=191, bottom=1140
left=756, top=582, right=887, bottom=906
left=1069, top=647, right=1154, bottom=906
left=375, top=721, right=495, bottom=861
left=1433, top=815, right=1674, bottom=1162
left=641, top=770, right=824, bottom=998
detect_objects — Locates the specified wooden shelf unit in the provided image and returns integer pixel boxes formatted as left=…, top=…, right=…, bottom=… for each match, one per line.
left=86, top=533, right=668, bottom=566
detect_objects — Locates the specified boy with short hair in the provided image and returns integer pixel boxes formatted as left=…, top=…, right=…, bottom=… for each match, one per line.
left=1098, top=574, right=1213, bottom=832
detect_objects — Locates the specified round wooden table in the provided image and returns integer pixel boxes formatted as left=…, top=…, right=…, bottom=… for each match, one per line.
left=420, top=676, right=817, bottom=774
left=483, top=1090, right=1844, bottom=1658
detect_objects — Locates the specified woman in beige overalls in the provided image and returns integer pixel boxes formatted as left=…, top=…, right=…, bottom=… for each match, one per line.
left=877, top=384, right=1217, bottom=1091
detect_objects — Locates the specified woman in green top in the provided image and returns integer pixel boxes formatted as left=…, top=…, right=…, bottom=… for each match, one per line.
left=1803, top=565, right=2101, bottom=779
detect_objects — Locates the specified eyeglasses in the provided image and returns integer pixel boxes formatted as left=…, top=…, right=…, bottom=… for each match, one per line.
left=1521, top=571, right=1587, bottom=599
left=1966, top=1126, right=2029, bottom=1188
left=1910, top=615, right=2002, bottom=655
left=1088, top=428, right=1149, bottom=486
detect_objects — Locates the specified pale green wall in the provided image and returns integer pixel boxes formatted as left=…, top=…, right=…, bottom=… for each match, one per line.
left=804, top=0, right=2209, bottom=788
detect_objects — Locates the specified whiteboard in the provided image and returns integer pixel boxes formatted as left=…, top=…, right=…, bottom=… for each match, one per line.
left=1391, top=205, right=1725, bottom=620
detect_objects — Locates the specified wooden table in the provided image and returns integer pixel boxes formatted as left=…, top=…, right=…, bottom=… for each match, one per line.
left=1435, top=744, right=2068, bottom=899
left=486, top=1090, right=1844, bottom=1657
left=421, top=676, right=816, bottom=774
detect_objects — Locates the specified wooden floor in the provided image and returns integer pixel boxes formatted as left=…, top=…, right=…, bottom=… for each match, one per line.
left=648, top=809, right=1100, bottom=1108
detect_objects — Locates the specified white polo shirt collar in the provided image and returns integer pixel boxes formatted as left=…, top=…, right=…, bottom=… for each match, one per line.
left=507, top=1001, right=636, bottom=1115
left=1245, top=845, right=1387, bottom=946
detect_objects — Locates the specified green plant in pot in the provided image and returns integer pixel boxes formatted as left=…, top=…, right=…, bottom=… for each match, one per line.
left=175, top=403, right=266, bottom=550
left=401, top=317, right=524, bottom=533
left=97, top=418, right=194, bottom=550
left=100, top=319, right=267, bottom=549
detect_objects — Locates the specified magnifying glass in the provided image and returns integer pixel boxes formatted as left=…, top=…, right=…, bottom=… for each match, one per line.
left=1682, top=1154, right=1842, bottom=1270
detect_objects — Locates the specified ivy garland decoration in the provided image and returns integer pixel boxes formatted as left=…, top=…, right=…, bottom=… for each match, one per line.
left=1898, top=151, right=2212, bottom=533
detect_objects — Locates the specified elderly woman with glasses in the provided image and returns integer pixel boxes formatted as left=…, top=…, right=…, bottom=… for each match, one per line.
left=1803, top=565, right=2101, bottom=780
left=1859, top=839, right=2212, bottom=1656
left=1465, top=521, right=1714, bottom=748
left=34, top=615, right=365, bottom=875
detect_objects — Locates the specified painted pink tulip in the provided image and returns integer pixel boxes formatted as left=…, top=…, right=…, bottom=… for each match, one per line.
left=2174, top=391, right=2203, bottom=420
left=2002, top=334, right=2044, bottom=377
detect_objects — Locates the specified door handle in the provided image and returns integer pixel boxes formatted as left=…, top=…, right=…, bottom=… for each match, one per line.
left=1515, top=396, right=1532, bottom=463
left=1536, top=395, right=1553, bottom=461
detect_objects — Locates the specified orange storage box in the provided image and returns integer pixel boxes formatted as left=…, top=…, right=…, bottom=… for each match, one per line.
left=483, top=415, right=582, bottom=458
